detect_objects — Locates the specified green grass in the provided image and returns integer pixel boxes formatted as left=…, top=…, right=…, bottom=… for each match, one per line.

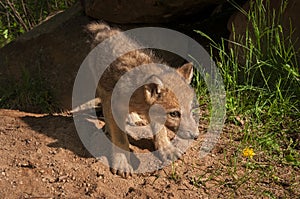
left=192, top=0, right=300, bottom=195
left=0, top=0, right=76, bottom=47
left=0, top=68, right=58, bottom=113
left=194, top=0, right=299, bottom=164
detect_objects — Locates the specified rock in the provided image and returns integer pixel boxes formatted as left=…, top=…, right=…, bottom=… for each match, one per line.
left=82, top=0, right=226, bottom=23
left=228, top=0, right=300, bottom=66
left=0, top=3, right=91, bottom=111
left=0, top=1, right=236, bottom=112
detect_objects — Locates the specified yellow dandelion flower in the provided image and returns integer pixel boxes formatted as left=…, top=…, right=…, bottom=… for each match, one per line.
left=242, top=147, right=255, bottom=159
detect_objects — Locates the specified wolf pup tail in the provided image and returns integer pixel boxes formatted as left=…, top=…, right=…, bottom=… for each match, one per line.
left=86, top=22, right=120, bottom=48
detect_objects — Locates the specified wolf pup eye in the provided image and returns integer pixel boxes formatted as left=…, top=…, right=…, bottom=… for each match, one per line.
left=169, top=111, right=181, bottom=118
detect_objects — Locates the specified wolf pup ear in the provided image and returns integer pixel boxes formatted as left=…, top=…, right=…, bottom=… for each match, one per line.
left=144, top=75, right=164, bottom=105
left=176, top=62, right=193, bottom=84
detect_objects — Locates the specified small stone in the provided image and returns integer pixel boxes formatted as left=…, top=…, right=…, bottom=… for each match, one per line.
left=46, top=175, right=56, bottom=183
left=96, top=172, right=104, bottom=179
left=58, top=175, right=68, bottom=182
left=24, top=139, right=31, bottom=144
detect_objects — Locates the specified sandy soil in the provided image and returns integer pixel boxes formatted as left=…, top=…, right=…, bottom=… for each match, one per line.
left=0, top=109, right=299, bottom=198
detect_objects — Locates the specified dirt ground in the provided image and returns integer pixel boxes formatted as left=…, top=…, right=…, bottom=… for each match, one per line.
left=0, top=109, right=299, bottom=198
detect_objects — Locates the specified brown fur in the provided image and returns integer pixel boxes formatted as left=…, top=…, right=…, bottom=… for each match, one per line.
left=87, top=23, right=198, bottom=178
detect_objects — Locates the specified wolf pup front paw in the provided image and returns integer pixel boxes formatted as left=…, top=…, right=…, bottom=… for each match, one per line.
left=110, top=152, right=133, bottom=178
left=158, top=143, right=183, bottom=162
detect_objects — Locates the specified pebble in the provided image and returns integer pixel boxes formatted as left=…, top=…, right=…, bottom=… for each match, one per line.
left=58, top=175, right=68, bottom=182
